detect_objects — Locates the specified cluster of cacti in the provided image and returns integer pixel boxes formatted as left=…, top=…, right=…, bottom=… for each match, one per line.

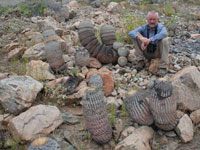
left=78, top=21, right=118, bottom=64
left=113, top=42, right=129, bottom=67
left=125, top=80, right=177, bottom=131
left=28, top=137, right=61, bottom=150
left=42, top=29, right=65, bottom=72
left=82, top=87, right=112, bottom=144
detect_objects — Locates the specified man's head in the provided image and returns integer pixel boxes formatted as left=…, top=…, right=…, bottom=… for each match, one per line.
left=147, top=12, right=159, bottom=29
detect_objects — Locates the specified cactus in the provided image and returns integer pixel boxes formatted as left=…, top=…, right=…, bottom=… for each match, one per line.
left=125, top=90, right=153, bottom=125
left=88, top=74, right=103, bottom=88
left=117, top=47, right=129, bottom=57
left=100, top=25, right=116, bottom=46
left=82, top=87, right=112, bottom=144
left=118, top=56, right=127, bottom=67
left=64, top=76, right=81, bottom=95
left=78, top=21, right=118, bottom=64
left=149, top=80, right=177, bottom=131
left=75, top=51, right=90, bottom=66
left=43, top=29, right=65, bottom=72
left=28, top=137, right=61, bottom=150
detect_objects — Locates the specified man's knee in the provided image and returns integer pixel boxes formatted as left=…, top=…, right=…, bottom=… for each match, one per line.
left=160, top=37, right=169, bottom=46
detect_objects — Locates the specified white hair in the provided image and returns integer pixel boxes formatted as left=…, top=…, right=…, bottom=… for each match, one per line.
left=147, top=11, right=159, bottom=19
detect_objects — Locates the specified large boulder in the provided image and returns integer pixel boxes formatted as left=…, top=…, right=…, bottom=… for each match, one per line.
left=115, top=126, right=154, bottom=150
left=0, top=76, right=43, bottom=114
left=170, top=66, right=200, bottom=111
left=8, top=105, right=63, bottom=142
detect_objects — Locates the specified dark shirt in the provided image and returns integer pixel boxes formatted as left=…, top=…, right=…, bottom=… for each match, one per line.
left=128, top=23, right=167, bottom=44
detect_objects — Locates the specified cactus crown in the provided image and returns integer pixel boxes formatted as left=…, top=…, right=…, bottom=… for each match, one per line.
left=153, top=80, right=173, bottom=100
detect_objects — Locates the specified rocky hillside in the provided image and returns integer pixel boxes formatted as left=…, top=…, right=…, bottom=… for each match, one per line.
left=0, top=0, right=200, bottom=150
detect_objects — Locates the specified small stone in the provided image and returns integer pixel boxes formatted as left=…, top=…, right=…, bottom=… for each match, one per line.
left=121, top=126, right=135, bottom=139
left=113, top=42, right=123, bottom=50
left=165, top=131, right=177, bottom=137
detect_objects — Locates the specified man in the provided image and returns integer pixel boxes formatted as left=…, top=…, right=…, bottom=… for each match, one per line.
left=128, top=11, right=169, bottom=77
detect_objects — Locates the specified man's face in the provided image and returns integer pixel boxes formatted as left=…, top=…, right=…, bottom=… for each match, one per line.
left=147, top=13, right=159, bottom=29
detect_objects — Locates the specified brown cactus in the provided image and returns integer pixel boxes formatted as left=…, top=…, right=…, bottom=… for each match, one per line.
left=149, top=80, right=177, bottom=131
left=78, top=21, right=118, bottom=64
left=82, top=87, right=112, bottom=144
left=125, top=90, right=154, bottom=125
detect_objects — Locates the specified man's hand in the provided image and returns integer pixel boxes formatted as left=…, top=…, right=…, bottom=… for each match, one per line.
left=137, top=35, right=151, bottom=51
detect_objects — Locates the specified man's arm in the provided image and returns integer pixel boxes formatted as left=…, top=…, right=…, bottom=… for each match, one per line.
left=128, top=26, right=144, bottom=40
left=150, top=26, right=167, bottom=43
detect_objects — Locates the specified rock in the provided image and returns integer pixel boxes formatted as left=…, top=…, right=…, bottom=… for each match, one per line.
left=23, top=43, right=46, bottom=60
left=0, top=73, right=9, bottom=80
left=86, top=67, right=114, bottom=95
left=127, top=49, right=136, bottom=63
left=91, top=0, right=102, bottom=8
left=45, top=77, right=69, bottom=88
left=149, top=58, right=160, bottom=74
left=8, top=105, right=63, bottom=142
left=170, top=66, right=200, bottom=111
left=24, top=31, right=43, bottom=47
left=26, top=60, right=55, bottom=81
left=37, top=16, right=63, bottom=36
left=115, top=126, right=154, bottom=150
left=121, top=126, right=135, bottom=139
left=106, top=97, right=119, bottom=108
left=28, top=137, right=61, bottom=150
left=87, top=57, right=102, bottom=68
left=62, top=111, right=80, bottom=125
left=190, top=109, right=200, bottom=125
left=7, top=47, right=25, bottom=61
left=175, top=114, right=194, bottom=143
left=5, top=42, right=19, bottom=52
left=0, top=76, right=43, bottom=114
left=191, top=34, right=200, bottom=40
left=107, top=2, right=121, bottom=13
left=98, top=67, right=114, bottom=96
left=66, top=81, right=88, bottom=101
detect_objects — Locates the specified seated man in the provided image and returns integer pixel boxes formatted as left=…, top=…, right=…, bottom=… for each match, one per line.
left=128, top=11, right=169, bottom=77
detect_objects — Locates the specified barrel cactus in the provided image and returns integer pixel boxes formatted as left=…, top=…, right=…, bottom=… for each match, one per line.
left=125, top=90, right=153, bottom=125
left=43, top=29, right=65, bottom=72
left=78, top=21, right=118, bottom=64
left=149, top=80, right=177, bottom=131
left=82, top=87, right=112, bottom=144
left=100, top=25, right=116, bottom=46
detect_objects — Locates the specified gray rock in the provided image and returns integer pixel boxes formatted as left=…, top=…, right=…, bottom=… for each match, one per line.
left=0, top=76, right=43, bottom=114
left=91, top=0, right=102, bottom=8
left=62, top=112, right=80, bottom=124
left=113, top=42, right=123, bottom=50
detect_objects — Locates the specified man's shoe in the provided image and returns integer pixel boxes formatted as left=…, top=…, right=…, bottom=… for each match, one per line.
left=135, top=60, right=145, bottom=72
left=156, top=68, right=168, bottom=77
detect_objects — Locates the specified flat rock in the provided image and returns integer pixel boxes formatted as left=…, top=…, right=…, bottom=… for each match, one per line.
left=8, top=104, right=63, bottom=142
left=115, top=126, right=154, bottom=150
left=175, top=114, right=194, bottom=143
left=7, top=47, right=25, bottom=61
left=0, top=76, right=43, bottom=114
